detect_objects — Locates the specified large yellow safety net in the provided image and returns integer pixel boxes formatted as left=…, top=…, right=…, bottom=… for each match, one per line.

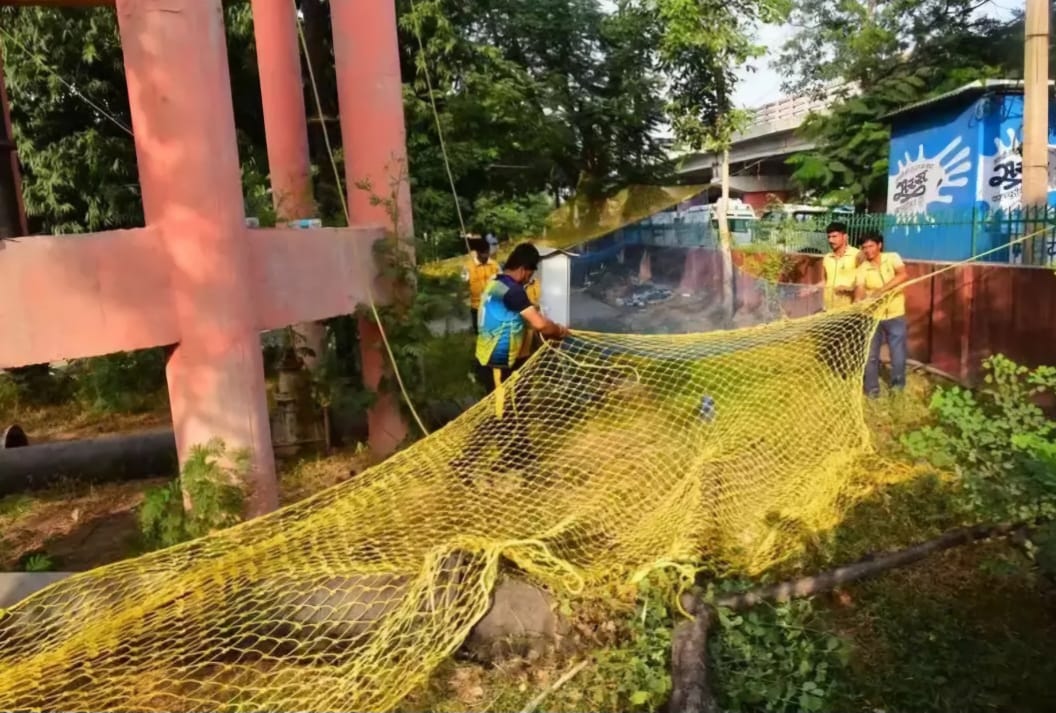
left=422, top=183, right=708, bottom=277
left=0, top=300, right=881, bottom=713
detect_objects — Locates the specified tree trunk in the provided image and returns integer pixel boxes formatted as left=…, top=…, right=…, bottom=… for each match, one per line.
left=669, top=599, right=719, bottom=713
left=717, top=149, right=734, bottom=326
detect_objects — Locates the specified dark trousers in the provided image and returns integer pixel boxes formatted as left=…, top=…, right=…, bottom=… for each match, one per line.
left=455, top=359, right=532, bottom=481
left=865, top=316, right=908, bottom=397
left=474, top=359, right=526, bottom=395
left=470, top=308, right=479, bottom=335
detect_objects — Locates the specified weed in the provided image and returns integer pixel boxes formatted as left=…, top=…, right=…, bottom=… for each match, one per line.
left=68, top=349, right=168, bottom=414
left=139, top=439, right=248, bottom=551
left=19, top=552, right=55, bottom=572
left=903, top=355, right=1056, bottom=523
left=709, top=584, right=849, bottom=713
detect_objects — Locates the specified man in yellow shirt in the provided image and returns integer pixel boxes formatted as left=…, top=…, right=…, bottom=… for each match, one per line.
left=819, top=222, right=860, bottom=311
left=809, top=222, right=871, bottom=380
left=464, top=236, right=499, bottom=334
left=855, top=232, right=909, bottom=398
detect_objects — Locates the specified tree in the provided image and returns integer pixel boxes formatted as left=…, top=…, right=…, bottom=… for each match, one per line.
left=780, top=0, right=1025, bottom=206
left=0, top=4, right=269, bottom=234
left=643, top=0, right=790, bottom=323
left=399, top=0, right=676, bottom=257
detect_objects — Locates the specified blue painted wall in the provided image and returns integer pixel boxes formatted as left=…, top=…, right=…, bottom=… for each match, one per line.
left=886, top=89, right=1056, bottom=262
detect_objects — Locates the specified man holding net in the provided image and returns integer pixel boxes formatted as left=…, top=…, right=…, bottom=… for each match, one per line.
left=474, top=242, right=569, bottom=393
left=805, top=222, right=873, bottom=380
left=855, top=232, right=909, bottom=397
left=453, top=243, right=569, bottom=482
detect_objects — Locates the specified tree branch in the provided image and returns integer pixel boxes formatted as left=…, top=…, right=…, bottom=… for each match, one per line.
left=713, top=521, right=1030, bottom=611
left=669, top=521, right=1036, bottom=712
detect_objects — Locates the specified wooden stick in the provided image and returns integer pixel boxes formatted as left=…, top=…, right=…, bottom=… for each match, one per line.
left=669, top=602, right=719, bottom=713
left=520, top=659, right=590, bottom=713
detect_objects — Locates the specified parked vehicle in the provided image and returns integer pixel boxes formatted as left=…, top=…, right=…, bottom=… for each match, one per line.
left=757, top=204, right=853, bottom=254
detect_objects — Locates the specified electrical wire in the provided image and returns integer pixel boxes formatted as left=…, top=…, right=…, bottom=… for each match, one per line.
left=0, top=27, right=133, bottom=137
left=294, top=6, right=430, bottom=438
left=407, top=0, right=471, bottom=251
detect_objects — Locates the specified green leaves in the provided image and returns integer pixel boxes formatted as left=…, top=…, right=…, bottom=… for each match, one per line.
left=902, top=355, right=1056, bottom=525
left=781, top=0, right=1026, bottom=205
left=711, top=594, right=848, bottom=713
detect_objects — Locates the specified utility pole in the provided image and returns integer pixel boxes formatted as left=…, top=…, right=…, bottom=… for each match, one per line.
left=1022, top=0, right=1050, bottom=265
left=717, top=148, right=734, bottom=325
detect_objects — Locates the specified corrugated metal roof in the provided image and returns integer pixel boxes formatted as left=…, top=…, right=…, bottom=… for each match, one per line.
left=882, top=79, right=1053, bottom=120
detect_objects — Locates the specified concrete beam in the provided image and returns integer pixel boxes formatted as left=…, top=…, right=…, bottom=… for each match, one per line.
left=0, top=228, right=178, bottom=368
left=249, top=226, right=382, bottom=331
left=0, top=572, right=73, bottom=609
left=0, top=1, right=112, bottom=6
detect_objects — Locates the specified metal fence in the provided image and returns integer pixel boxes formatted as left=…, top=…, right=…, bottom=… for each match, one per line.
left=596, top=207, right=1056, bottom=266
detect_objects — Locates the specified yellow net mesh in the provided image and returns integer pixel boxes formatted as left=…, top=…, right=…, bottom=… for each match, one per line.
left=421, top=184, right=707, bottom=277
left=0, top=300, right=882, bottom=713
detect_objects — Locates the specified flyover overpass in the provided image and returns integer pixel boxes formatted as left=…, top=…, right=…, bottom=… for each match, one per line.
left=675, top=87, right=845, bottom=209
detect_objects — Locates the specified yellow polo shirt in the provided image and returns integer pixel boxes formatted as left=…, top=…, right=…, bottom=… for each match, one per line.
left=821, top=246, right=859, bottom=311
left=856, top=252, right=906, bottom=320
left=466, top=257, right=500, bottom=309
left=518, top=278, right=543, bottom=359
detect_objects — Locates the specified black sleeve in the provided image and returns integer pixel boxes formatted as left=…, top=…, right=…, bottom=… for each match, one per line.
left=502, top=284, right=532, bottom=313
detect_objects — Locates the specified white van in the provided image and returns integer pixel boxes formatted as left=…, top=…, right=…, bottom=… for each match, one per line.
left=677, top=200, right=758, bottom=247
left=757, top=204, right=853, bottom=254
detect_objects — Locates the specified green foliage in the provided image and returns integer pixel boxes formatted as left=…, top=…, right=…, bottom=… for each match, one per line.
left=710, top=588, right=848, bottom=713
left=903, top=355, right=1056, bottom=523
left=68, top=349, right=168, bottom=414
left=656, top=0, right=789, bottom=150
left=590, top=575, right=674, bottom=712
left=20, top=552, right=55, bottom=573
left=0, top=365, right=74, bottom=409
left=1, top=4, right=267, bottom=234
left=400, top=0, right=677, bottom=256
left=781, top=0, right=1023, bottom=205
left=357, top=235, right=480, bottom=431
left=139, top=439, right=248, bottom=551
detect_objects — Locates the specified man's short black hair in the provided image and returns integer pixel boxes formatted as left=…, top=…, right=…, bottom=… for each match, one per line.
left=860, top=231, right=884, bottom=247
left=504, top=242, right=541, bottom=272
left=468, top=236, right=489, bottom=253
left=826, top=221, right=848, bottom=234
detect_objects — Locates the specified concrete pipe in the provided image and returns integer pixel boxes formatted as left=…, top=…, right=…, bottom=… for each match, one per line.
left=0, top=428, right=178, bottom=498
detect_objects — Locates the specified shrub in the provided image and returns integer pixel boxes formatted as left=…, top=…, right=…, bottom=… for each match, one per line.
left=902, top=355, right=1056, bottom=523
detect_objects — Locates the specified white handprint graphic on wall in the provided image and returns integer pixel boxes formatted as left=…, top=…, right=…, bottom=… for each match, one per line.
left=888, top=136, right=972, bottom=218
left=977, top=128, right=1056, bottom=211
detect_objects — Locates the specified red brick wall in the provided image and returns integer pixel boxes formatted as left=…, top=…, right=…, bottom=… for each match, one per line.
left=672, top=248, right=1056, bottom=383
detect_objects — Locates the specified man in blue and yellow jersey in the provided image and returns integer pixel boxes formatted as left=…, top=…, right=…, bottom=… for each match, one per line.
left=475, top=242, right=568, bottom=394
left=856, top=232, right=909, bottom=398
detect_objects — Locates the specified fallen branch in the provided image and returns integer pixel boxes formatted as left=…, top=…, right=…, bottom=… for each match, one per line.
left=668, top=521, right=1034, bottom=713
left=713, top=521, right=1028, bottom=611
left=520, top=659, right=590, bottom=713
left=668, top=602, right=719, bottom=713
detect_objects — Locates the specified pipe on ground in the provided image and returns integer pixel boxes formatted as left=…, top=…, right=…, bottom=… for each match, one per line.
left=0, top=428, right=177, bottom=497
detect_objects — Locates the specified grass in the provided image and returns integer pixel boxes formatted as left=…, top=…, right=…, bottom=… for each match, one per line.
left=0, top=397, right=170, bottom=444
left=0, top=447, right=377, bottom=572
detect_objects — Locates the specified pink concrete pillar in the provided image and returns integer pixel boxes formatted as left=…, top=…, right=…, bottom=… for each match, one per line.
left=250, top=0, right=326, bottom=370
left=332, top=0, right=414, bottom=455
left=116, top=0, right=278, bottom=515
left=251, top=0, right=315, bottom=221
